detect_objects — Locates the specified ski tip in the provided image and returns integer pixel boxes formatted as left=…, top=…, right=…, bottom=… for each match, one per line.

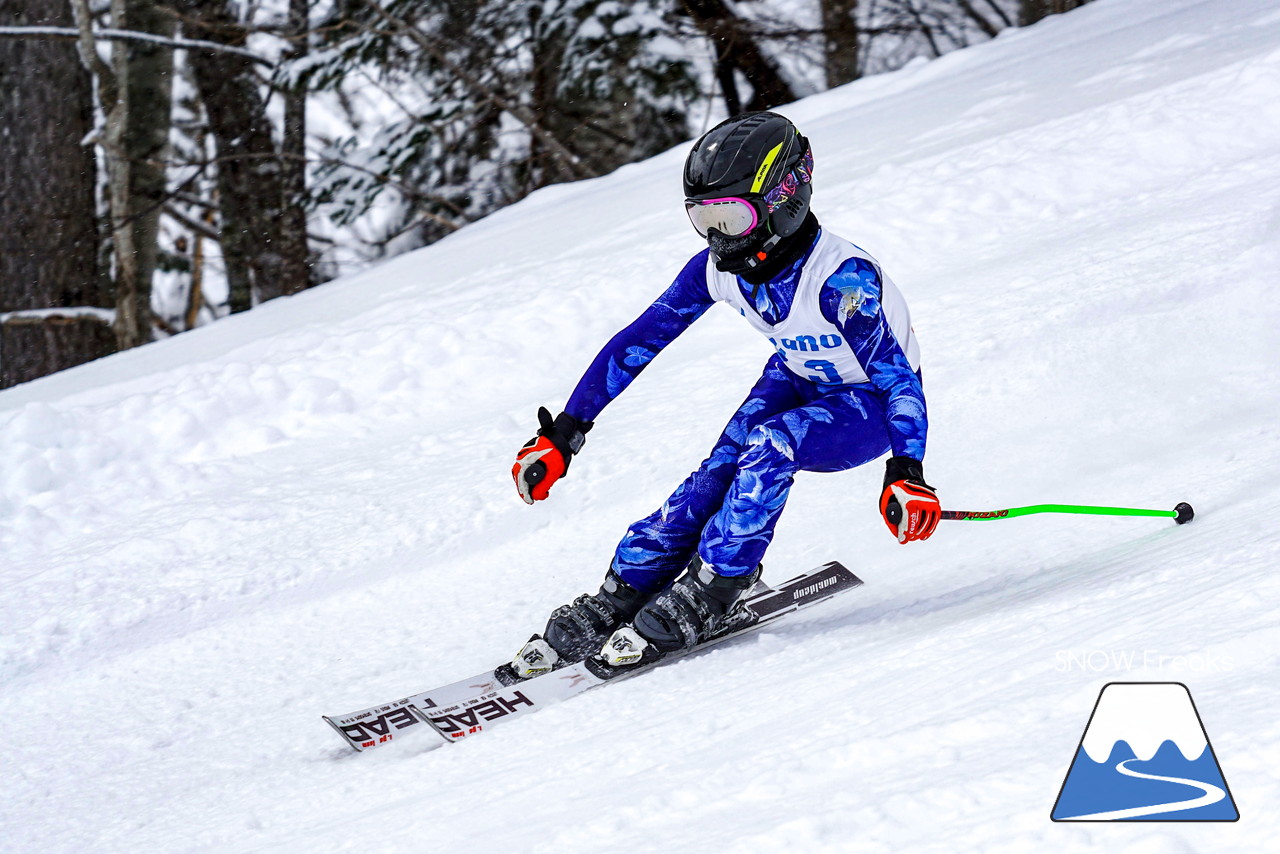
left=321, top=715, right=365, bottom=752
left=1173, top=502, right=1195, bottom=525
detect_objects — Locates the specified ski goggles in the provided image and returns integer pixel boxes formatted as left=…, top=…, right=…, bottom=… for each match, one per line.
left=685, top=146, right=813, bottom=237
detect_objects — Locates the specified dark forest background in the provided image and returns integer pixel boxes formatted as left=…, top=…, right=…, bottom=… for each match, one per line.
left=0, top=0, right=1092, bottom=387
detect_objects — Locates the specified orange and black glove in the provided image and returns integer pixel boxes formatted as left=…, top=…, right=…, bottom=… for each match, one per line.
left=512, top=407, right=592, bottom=504
left=879, top=456, right=940, bottom=544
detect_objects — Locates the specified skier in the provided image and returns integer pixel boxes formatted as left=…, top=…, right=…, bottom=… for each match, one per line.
left=510, top=111, right=939, bottom=675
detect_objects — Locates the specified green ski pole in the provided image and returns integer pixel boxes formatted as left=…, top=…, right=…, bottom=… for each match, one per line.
left=939, top=502, right=1195, bottom=524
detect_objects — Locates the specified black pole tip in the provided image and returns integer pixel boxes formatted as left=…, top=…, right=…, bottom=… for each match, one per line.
left=1174, top=502, right=1195, bottom=525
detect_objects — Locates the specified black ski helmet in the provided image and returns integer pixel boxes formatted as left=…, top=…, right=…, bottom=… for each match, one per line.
left=683, top=112, right=813, bottom=272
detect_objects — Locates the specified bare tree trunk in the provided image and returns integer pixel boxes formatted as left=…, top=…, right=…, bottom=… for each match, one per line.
left=680, top=0, right=797, bottom=113
left=713, top=56, right=742, bottom=117
left=174, top=0, right=304, bottom=312
left=0, top=0, right=114, bottom=387
left=186, top=224, right=205, bottom=330
left=68, top=0, right=172, bottom=352
left=109, top=0, right=174, bottom=348
left=1021, top=0, right=1091, bottom=26
left=279, top=0, right=311, bottom=294
left=527, top=15, right=561, bottom=193
left=821, top=0, right=860, bottom=88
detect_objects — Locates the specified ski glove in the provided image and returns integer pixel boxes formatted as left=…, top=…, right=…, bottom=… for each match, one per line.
left=512, top=407, right=592, bottom=505
left=879, top=456, right=941, bottom=544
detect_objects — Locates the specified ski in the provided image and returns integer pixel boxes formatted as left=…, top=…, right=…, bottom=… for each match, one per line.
left=323, top=560, right=862, bottom=752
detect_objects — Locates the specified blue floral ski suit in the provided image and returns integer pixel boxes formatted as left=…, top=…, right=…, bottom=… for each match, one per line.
left=565, top=229, right=927, bottom=593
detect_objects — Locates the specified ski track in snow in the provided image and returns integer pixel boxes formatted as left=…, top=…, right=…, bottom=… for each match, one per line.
left=4, top=0, right=1280, bottom=851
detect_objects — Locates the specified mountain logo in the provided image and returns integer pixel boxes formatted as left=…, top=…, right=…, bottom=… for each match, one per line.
left=1051, top=682, right=1239, bottom=821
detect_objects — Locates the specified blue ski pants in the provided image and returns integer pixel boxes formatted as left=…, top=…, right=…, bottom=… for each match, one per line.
left=612, top=355, right=895, bottom=592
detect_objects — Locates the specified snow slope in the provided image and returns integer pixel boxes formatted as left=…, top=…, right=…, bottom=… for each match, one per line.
left=4, top=0, right=1280, bottom=850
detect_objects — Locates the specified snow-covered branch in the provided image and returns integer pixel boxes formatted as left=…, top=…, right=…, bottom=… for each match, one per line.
left=0, top=25, right=272, bottom=65
left=0, top=307, right=116, bottom=324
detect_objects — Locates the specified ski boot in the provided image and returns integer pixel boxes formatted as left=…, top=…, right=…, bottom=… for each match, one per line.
left=504, top=568, right=648, bottom=682
left=594, top=558, right=763, bottom=672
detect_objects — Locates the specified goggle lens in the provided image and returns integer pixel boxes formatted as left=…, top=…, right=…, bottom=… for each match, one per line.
left=684, top=197, right=760, bottom=238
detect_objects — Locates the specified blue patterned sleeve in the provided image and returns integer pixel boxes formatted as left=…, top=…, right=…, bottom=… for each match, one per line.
left=820, top=258, right=928, bottom=461
left=564, top=250, right=715, bottom=423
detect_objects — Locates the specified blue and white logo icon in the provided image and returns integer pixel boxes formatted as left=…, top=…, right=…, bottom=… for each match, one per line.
left=1051, top=682, right=1239, bottom=821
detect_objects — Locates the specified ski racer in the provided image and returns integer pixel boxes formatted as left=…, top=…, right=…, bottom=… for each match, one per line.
left=510, top=111, right=939, bottom=674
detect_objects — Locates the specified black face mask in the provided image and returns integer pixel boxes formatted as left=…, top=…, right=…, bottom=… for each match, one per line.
left=707, top=227, right=772, bottom=276
left=707, top=212, right=820, bottom=283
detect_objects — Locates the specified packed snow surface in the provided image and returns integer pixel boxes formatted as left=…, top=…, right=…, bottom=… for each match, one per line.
left=4, top=0, right=1279, bottom=851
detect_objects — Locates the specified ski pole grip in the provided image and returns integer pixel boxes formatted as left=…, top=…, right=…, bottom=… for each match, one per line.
left=885, top=498, right=903, bottom=527
left=523, top=460, right=547, bottom=486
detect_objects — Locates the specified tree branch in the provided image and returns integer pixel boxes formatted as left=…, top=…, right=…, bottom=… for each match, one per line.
left=0, top=26, right=272, bottom=65
left=163, top=203, right=220, bottom=241
left=981, top=0, right=1015, bottom=29
left=364, top=6, right=593, bottom=181
left=955, top=0, right=1001, bottom=38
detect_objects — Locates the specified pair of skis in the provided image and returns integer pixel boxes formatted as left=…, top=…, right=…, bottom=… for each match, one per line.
left=323, top=560, right=864, bottom=753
